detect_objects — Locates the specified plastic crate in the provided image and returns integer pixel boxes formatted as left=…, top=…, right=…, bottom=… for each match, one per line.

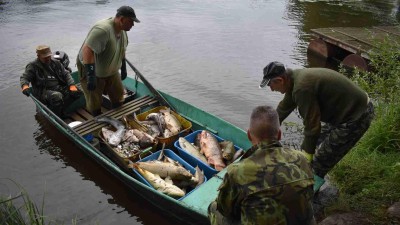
left=136, top=106, right=192, bottom=147
left=97, top=128, right=156, bottom=171
left=174, top=130, right=241, bottom=179
left=131, top=149, right=207, bottom=200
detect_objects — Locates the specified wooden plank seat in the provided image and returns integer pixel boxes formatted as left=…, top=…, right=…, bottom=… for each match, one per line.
left=73, top=95, right=159, bottom=136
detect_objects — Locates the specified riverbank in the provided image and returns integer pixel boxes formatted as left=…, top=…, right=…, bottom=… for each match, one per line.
left=327, top=39, right=400, bottom=224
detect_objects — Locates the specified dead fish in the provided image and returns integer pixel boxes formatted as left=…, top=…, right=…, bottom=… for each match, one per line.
left=193, top=166, right=205, bottom=187
left=123, top=129, right=140, bottom=143
left=132, top=160, right=193, bottom=180
left=131, top=129, right=155, bottom=148
left=146, top=113, right=165, bottom=136
left=101, top=127, right=115, bottom=142
left=133, top=165, right=185, bottom=198
left=143, top=124, right=161, bottom=138
left=231, top=149, right=244, bottom=162
left=220, top=140, right=235, bottom=161
left=163, top=129, right=173, bottom=138
left=160, top=108, right=182, bottom=135
left=172, top=166, right=205, bottom=189
left=178, top=137, right=208, bottom=164
left=96, top=116, right=125, bottom=146
left=199, top=130, right=226, bottom=171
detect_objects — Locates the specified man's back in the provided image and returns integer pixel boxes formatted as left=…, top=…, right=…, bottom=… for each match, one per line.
left=217, top=142, right=314, bottom=225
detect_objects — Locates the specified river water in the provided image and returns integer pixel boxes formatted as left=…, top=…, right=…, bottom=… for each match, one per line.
left=0, top=0, right=398, bottom=224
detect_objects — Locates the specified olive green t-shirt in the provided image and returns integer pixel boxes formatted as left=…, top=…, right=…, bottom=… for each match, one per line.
left=79, top=17, right=128, bottom=78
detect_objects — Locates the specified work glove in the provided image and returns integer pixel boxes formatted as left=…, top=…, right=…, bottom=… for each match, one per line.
left=313, top=174, right=326, bottom=193
left=121, top=58, right=127, bottom=80
left=85, top=64, right=96, bottom=91
left=22, top=85, right=31, bottom=97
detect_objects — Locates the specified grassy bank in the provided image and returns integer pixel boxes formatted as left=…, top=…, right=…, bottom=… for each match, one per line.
left=329, top=39, right=400, bottom=224
left=0, top=180, right=77, bottom=225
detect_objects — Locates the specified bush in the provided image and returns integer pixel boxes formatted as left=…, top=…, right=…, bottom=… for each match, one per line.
left=330, top=39, right=400, bottom=224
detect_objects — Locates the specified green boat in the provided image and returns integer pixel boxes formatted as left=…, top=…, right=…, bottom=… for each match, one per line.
left=29, top=62, right=251, bottom=225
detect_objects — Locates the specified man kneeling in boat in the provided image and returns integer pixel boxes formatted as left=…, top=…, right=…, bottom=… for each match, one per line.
left=208, top=105, right=316, bottom=225
left=20, top=45, right=81, bottom=118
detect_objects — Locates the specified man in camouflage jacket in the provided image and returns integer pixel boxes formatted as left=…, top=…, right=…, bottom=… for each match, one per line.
left=208, top=105, right=315, bottom=225
left=20, top=45, right=80, bottom=117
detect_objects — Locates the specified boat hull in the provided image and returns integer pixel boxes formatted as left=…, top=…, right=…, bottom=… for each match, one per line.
left=31, top=72, right=250, bottom=225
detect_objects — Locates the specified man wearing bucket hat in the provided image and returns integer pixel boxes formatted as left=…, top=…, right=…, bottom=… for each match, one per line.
left=76, top=6, right=140, bottom=116
left=20, top=45, right=80, bottom=117
left=259, top=62, right=374, bottom=193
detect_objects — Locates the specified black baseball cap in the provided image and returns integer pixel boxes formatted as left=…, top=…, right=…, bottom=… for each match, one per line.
left=117, top=6, right=140, bottom=23
left=259, top=61, right=285, bottom=88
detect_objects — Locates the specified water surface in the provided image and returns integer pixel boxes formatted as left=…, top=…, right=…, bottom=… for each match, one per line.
left=0, top=0, right=398, bottom=224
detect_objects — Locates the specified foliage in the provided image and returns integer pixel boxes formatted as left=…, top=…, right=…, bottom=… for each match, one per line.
left=340, top=38, right=400, bottom=103
left=0, top=180, right=77, bottom=225
left=330, top=39, right=400, bottom=224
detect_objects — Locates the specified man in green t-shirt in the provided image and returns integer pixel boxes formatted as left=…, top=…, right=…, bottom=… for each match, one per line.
left=76, top=6, right=140, bottom=116
left=259, top=61, right=374, bottom=192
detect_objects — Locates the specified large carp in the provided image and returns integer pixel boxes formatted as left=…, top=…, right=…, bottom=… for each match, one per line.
left=133, top=165, right=185, bottom=198
left=178, top=137, right=208, bottom=164
left=132, top=160, right=193, bottom=180
left=199, top=130, right=226, bottom=171
left=96, top=116, right=125, bottom=146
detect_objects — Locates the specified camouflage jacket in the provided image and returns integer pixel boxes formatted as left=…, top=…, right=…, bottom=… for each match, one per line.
left=216, top=141, right=315, bottom=225
left=20, top=58, right=75, bottom=99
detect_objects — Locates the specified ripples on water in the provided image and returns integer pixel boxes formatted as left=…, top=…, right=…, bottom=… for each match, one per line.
left=0, top=0, right=399, bottom=224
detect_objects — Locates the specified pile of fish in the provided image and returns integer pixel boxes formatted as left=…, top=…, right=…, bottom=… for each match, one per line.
left=138, top=108, right=183, bottom=138
left=129, top=150, right=205, bottom=198
left=95, top=116, right=156, bottom=158
left=178, top=130, right=244, bottom=171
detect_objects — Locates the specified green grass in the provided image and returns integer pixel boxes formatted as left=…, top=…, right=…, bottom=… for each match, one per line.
left=0, top=180, right=77, bottom=225
left=328, top=39, right=400, bottom=224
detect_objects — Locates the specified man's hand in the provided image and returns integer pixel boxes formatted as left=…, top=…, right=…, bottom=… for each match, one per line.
left=69, top=85, right=81, bottom=98
left=121, top=58, right=127, bottom=80
left=85, top=64, right=96, bottom=91
left=69, top=85, right=78, bottom=92
left=22, top=85, right=30, bottom=97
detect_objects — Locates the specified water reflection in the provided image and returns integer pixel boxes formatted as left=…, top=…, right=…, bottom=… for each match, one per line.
left=285, top=0, right=400, bottom=68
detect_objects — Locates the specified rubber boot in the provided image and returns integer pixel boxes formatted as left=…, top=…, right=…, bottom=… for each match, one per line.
left=50, top=103, right=65, bottom=118
left=91, top=109, right=102, bottom=117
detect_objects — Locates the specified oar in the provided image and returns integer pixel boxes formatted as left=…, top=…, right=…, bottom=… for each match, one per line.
left=125, top=59, right=176, bottom=112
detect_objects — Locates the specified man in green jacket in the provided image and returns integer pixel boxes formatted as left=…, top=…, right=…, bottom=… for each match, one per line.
left=20, top=45, right=80, bottom=117
left=259, top=61, right=374, bottom=192
left=76, top=6, right=140, bottom=116
left=208, top=105, right=315, bottom=225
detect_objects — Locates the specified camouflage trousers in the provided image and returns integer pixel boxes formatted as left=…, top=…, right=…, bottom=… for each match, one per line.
left=41, top=87, right=80, bottom=117
left=313, top=101, right=375, bottom=178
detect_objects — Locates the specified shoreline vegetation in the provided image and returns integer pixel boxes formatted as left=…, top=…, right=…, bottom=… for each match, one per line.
left=0, top=179, right=77, bottom=225
left=328, top=39, right=400, bottom=224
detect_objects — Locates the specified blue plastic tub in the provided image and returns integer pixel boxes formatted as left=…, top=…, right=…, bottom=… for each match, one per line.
left=173, top=130, right=241, bottom=179
left=131, top=149, right=206, bottom=200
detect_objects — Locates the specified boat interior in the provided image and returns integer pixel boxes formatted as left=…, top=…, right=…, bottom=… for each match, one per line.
left=64, top=87, right=159, bottom=138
